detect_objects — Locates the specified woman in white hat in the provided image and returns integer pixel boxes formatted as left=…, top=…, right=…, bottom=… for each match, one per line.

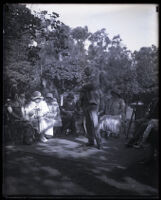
left=23, top=91, right=50, bottom=142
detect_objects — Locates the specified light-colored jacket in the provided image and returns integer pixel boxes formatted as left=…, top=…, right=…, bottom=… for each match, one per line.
left=24, top=100, right=49, bottom=133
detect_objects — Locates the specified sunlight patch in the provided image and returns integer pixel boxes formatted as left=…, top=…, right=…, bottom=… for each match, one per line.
left=41, top=166, right=61, bottom=177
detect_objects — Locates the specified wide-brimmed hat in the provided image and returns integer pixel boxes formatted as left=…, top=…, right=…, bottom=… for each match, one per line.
left=31, top=91, right=44, bottom=100
left=46, top=93, right=54, bottom=100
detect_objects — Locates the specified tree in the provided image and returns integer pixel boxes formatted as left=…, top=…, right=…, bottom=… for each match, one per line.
left=132, top=45, right=159, bottom=103
left=3, top=4, right=63, bottom=98
left=39, top=26, right=91, bottom=94
left=3, top=4, right=42, bottom=99
left=87, top=32, right=136, bottom=103
left=3, top=4, right=158, bottom=106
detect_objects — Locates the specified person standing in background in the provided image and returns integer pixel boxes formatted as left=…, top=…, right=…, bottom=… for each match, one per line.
left=4, top=93, right=26, bottom=144
left=60, top=93, right=76, bottom=135
left=45, top=93, right=62, bottom=138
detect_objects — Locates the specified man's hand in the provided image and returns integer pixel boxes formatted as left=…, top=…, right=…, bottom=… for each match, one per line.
left=7, top=106, right=13, bottom=113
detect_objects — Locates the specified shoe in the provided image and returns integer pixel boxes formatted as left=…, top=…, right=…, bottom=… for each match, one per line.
left=133, top=143, right=144, bottom=149
left=65, top=129, right=71, bottom=135
left=97, top=145, right=103, bottom=150
left=40, top=136, right=48, bottom=143
left=125, top=143, right=133, bottom=148
left=86, top=143, right=94, bottom=147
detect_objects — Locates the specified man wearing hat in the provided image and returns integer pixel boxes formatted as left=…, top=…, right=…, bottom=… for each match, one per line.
left=24, top=91, right=50, bottom=143
left=45, top=93, right=62, bottom=138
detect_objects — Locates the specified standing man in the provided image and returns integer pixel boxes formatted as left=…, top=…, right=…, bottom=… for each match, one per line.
left=80, top=66, right=102, bottom=149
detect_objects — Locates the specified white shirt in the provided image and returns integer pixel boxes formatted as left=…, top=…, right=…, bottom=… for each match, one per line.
left=24, top=100, right=49, bottom=121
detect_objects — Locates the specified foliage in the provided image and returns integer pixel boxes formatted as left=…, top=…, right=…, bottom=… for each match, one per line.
left=3, top=4, right=159, bottom=105
left=132, top=45, right=159, bottom=103
left=134, top=46, right=158, bottom=90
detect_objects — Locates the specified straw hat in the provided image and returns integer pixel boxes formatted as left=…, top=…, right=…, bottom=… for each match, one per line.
left=31, top=91, right=44, bottom=100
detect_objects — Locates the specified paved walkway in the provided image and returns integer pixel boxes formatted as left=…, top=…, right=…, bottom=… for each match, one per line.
left=3, top=134, right=159, bottom=197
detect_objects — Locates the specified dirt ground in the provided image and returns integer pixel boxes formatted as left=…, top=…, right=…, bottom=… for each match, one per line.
left=2, top=133, right=159, bottom=198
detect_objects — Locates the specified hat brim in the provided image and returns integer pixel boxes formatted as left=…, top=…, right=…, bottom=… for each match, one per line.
left=32, top=96, right=44, bottom=100
left=46, top=97, right=54, bottom=100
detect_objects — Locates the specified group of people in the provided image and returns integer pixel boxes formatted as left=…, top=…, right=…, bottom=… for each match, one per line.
left=79, top=82, right=126, bottom=149
left=4, top=76, right=159, bottom=162
left=4, top=91, right=62, bottom=144
left=4, top=84, right=126, bottom=148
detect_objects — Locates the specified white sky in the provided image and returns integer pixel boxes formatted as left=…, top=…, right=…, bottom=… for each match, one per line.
left=26, top=4, right=158, bottom=52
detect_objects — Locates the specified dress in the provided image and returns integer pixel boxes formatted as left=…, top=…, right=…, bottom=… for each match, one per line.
left=105, top=97, right=126, bottom=119
left=24, top=100, right=49, bottom=134
left=45, top=101, right=62, bottom=136
left=103, top=97, right=126, bottom=135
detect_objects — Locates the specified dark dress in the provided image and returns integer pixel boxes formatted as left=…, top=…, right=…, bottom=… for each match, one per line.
left=61, top=98, right=76, bottom=134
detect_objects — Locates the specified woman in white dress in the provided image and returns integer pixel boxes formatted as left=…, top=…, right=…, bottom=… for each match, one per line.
left=23, top=91, right=50, bottom=142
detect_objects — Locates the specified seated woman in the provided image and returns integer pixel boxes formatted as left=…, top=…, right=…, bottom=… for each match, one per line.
left=23, top=91, right=50, bottom=143
left=98, top=114, right=122, bottom=138
left=99, top=89, right=126, bottom=138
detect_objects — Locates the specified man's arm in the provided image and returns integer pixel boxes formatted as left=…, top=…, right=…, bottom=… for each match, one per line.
left=7, top=106, right=21, bottom=120
left=98, top=92, right=105, bottom=116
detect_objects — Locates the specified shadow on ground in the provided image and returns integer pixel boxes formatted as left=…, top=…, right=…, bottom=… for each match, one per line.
left=3, top=134, right=159, bottom=197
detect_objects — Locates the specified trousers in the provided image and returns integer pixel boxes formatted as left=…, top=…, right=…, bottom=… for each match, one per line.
left=84, top=105, right=102, bottom=147
left=142, top=119, right=158, bottom=143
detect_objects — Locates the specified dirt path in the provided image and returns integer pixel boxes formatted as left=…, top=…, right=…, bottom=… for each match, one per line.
left=3, top=134, right=159, bottom=197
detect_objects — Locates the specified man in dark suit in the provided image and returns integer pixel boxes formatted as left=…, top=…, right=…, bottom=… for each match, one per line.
left=80, top=67, right=102, bottom=149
